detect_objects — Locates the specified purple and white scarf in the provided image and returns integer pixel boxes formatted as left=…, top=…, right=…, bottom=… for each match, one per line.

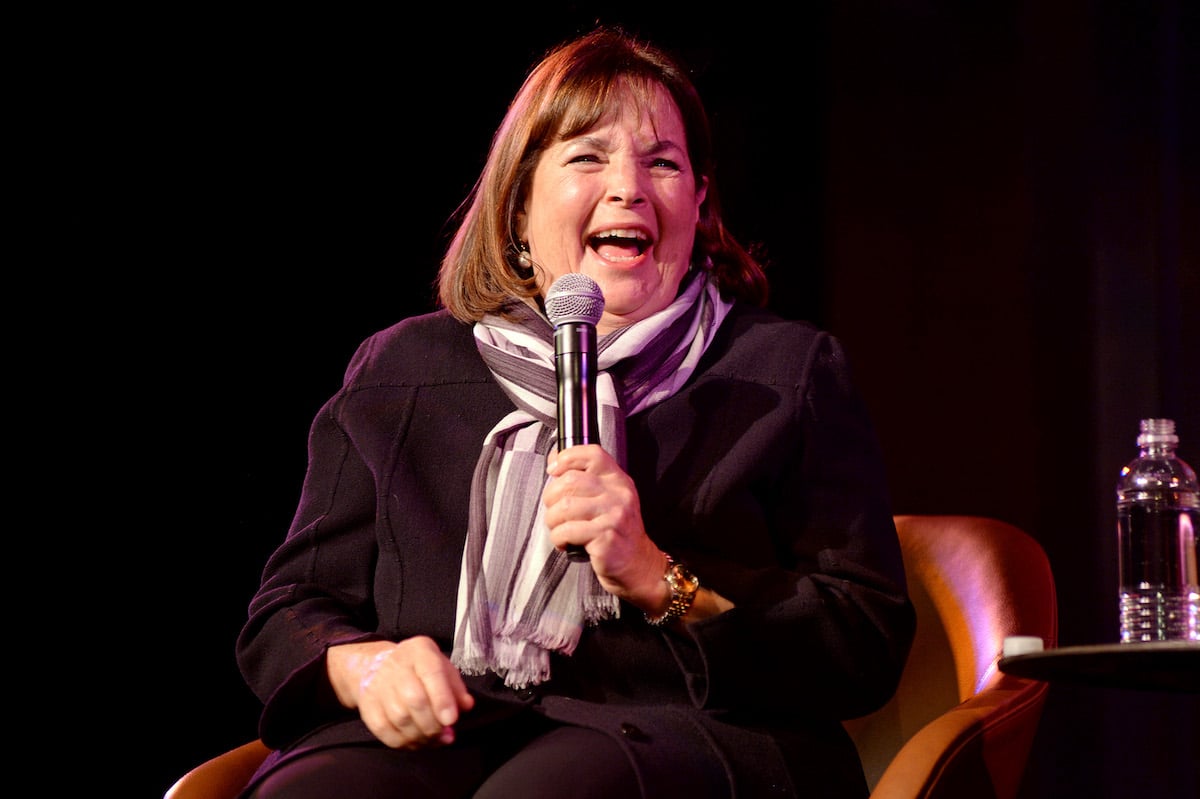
left=451, top=269, right=732, bottom=688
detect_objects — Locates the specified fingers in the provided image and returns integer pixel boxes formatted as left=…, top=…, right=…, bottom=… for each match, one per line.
left=542, top=464, right=603, bottom=551
left=542, top=445, right=647, bottom=572
left=543, top=444, right=611, bottom=510
left=545, top=443, right=606, bottom=477
left=417, top=654, right=475, bottom=730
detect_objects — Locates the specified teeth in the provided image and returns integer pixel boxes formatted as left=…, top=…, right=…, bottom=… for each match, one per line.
left=594, top=229, right=648, bottom=241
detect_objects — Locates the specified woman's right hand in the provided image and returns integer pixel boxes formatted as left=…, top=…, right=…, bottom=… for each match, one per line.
left=326, top=636, right=475, bottom=750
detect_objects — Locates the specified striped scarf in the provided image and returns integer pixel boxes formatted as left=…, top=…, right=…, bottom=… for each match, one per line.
left=451, top=270, right=732, bottom=688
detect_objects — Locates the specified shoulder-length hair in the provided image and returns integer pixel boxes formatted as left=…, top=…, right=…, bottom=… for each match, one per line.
left=437, top=26, right=768, bottom=322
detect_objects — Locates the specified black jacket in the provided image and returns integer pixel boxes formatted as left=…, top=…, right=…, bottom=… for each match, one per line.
left=236, top=302, right=916, bottom=797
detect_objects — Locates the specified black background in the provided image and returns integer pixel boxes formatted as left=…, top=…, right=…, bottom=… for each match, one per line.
left=55, top=2, right=1197, bottom=796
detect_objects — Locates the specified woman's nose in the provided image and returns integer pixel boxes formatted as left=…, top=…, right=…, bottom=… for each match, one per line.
left=606, top=162, right=647, bottom=206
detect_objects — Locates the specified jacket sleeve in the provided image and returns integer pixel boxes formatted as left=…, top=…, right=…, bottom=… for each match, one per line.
left=665, top=329, right=916, bottom=721
left=234, top=334, right=397, bottom=748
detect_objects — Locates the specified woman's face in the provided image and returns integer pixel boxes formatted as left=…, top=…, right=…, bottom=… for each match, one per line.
left=520, top=84, right=707, bottom=334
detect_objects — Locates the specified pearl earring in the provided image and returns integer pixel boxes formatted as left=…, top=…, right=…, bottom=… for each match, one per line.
left=516, top=242, right=532, bottom=269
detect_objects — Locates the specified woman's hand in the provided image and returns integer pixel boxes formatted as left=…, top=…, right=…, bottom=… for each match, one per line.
left=543, top=444, right=669, bottom=612
left=326, top=637, right=475, bottom=750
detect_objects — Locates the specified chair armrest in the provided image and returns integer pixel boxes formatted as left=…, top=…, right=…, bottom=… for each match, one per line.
left=870, top=675, right=1048, bottom=799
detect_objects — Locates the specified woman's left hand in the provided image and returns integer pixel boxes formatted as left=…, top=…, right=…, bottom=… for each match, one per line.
left=543, top=444, right=668, bottom=609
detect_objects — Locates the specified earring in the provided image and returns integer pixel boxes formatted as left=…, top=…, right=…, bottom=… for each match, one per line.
left=516, top=241, right=532, bottom=269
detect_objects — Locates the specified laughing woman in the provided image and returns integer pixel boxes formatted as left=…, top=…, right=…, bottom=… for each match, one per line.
left=234, top=25, right=915, bottom=799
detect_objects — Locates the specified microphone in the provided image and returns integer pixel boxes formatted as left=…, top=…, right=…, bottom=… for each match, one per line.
left=544, top=273, right=605, bottom=562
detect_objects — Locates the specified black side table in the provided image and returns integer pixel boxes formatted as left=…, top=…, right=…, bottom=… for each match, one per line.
left=998, top=641, right=1200, bottom=693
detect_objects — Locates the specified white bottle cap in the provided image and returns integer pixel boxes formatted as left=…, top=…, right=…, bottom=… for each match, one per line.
left=1003, top=635, right=1045, bottom=657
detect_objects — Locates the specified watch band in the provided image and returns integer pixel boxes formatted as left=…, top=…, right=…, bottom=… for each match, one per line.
left=644, top=554, right=700, bottom=627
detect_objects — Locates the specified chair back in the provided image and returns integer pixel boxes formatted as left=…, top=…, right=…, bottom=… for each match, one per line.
left=844, top=514, right=1058, bottom=799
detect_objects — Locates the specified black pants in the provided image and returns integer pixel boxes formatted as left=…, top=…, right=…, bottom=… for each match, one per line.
left=245, top=714, right=649, bottom=799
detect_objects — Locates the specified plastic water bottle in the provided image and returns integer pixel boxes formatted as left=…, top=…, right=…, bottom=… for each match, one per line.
left=1116, top=418, right=1199, bottom=642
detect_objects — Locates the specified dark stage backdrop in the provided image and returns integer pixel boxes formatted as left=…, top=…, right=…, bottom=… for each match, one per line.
left=68, top=3, right=1195, bottom=797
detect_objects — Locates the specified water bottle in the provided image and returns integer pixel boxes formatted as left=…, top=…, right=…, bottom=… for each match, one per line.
left=1116, top=418, right=1200, bottom=642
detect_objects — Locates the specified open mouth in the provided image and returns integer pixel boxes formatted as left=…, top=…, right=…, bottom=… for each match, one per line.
left=589, top=229, right=651, bottom=260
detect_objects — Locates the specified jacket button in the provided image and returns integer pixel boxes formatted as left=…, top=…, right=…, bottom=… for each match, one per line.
left=619, top=722, right=647, bottom=741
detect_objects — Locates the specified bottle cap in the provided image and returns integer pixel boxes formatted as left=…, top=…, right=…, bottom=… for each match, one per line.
left=1002, top=635, right=1045, bottom=657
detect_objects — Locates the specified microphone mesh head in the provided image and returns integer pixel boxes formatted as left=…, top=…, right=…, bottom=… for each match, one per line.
left=545, top=273, right=605, bottom=327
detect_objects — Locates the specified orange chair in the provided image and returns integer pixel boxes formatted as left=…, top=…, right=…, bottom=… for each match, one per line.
left=165, top=514, right=1057, bottom=799
left=165, top=740, right=271, bottom=799
left=844, top=515, right=1058, bottom=799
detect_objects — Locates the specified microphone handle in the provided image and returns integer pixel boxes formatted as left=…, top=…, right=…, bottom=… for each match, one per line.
left=555, top=321, right=598, bottom=562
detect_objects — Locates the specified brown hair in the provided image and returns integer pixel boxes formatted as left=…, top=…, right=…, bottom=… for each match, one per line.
left=436, top=26, right=768, bottom=322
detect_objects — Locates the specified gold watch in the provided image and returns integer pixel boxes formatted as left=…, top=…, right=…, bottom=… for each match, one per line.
left=644, top=554, right=700, bottom=627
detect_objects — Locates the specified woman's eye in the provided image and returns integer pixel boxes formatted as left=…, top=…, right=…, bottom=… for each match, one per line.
left=568, top=154, right=601, bottom=164
left=651, top=158, right=681, bottom=170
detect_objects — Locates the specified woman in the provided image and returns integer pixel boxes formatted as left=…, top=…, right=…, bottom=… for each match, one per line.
left=236, top=26, right=915, bottom=798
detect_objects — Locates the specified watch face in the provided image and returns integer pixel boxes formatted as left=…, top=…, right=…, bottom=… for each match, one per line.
left=668, top=563, right=700, bottom=594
